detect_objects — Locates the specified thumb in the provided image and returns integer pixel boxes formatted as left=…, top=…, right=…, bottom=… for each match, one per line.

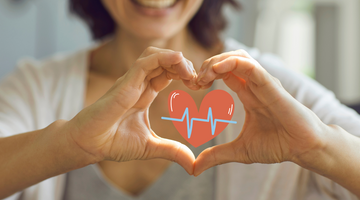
left=194, top=142, right=237, bottom=176
left=147, top=137, right=195, bottom=175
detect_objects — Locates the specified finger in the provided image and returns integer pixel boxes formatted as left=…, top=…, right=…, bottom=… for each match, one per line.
left=194, top=142, right=237, bottom=176
left=170, top=57, right=197, bottom=84
left=198, top=50, right=251, bottom=75
left=140, top=46, right=174, bottom=58
left=166, top=71, right=181, bottom=80
left=197, top=64, right=221, bottom=86
left=222, top=72, right=247, bottom=93
left=197, top=50, right=251, bottom=81
left=105, top=52, right=182, bottom=112
left=133, top=71, right=173, bottom=108
left=134, top=64, right=199, bottom=108
left=124, top=51, right=184, bottom=87
left=140, top=47, right=177, bottom=74
left=182, top=79, right=201, bottom=90
left=222, top=73, right=266, bottom=109
left=213, top=56, right=271, bottom=87
left=182, top=59, right=200, bottom=90
left=199, top=80, right=214, bottom=90
left=146, top=66, right=165, bottom=81
left=147, top=137, right=195, bottom=175
left=150, top=70, right=172, bottom=92
left=215, top=57, right=288, bottom=107
left=184, top=59, right=198, bottom=89
left=142, top=47, right=196, bottom=81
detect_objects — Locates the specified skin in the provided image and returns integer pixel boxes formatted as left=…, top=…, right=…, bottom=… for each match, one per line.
left=0, top=0, right=360, bottom=198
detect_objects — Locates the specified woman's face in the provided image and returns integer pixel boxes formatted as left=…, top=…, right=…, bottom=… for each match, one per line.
left=102, top=0, right=203, bottom=40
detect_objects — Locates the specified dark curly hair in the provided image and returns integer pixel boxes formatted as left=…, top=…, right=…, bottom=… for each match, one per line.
left=69, top=0, right=240, bottom=48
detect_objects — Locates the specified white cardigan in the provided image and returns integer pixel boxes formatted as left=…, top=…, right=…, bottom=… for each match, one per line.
left=1, top=38, right=359, bottom=200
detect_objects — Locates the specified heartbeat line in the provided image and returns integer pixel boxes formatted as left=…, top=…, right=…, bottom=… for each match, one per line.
left=161, top=107, right=237, bottom=139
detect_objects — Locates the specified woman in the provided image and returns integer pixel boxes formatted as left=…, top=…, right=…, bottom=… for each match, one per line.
left=0, top=0, right=360, bottom=199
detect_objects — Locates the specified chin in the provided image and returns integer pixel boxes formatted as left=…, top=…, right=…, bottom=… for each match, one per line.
left=129, top=23, right=184, bottom=41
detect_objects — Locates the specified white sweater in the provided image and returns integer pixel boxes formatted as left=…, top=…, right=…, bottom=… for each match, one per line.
left=1, top=38, right=360, bottom=200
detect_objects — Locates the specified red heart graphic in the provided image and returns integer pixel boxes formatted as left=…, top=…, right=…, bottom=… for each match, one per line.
left=162, top=90, right=236, bottom=147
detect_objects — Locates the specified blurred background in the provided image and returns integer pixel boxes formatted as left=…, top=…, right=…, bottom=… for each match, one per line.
left=1, top=0, right=359, bottom=112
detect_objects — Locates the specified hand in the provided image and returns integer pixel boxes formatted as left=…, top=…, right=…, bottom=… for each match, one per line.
left=194, top=50, right=329, bottom=176
left=64, top=47, right=198, bottom=174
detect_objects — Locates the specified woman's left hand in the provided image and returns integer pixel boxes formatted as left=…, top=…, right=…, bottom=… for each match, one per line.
left=194, top=50, right=329, bottom=174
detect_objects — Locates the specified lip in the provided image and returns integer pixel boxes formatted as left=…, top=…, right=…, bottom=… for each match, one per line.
left=130, top=0, right=181, bottom=17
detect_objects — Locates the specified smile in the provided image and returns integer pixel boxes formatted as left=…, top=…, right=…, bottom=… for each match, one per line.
left=132, top=0, right=179, bottom=9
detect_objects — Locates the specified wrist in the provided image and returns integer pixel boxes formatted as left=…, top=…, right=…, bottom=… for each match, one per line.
left=43, top=120, right=99, bottom=169
left=292, top=124, right=360, bottom=197
left=292, top=124, right=344, bottom=176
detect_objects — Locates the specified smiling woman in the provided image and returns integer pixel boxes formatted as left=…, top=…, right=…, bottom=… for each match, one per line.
left=1, top=0, right=360, bottom=199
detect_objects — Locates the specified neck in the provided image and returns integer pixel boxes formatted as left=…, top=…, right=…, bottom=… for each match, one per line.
left=90, top=28, right=222, bottom=78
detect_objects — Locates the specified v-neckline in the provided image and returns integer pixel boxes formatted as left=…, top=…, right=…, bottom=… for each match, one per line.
left=91, top=162, right=177, bottom=199
left=89, top=139, right=214, bottom=200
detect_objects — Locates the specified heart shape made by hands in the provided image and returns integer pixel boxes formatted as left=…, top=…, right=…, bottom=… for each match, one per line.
left=162, top=90, right=237, bottom=147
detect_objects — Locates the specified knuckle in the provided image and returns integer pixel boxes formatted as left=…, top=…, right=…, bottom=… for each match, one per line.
left=244, top=64, right=255, bottom=77
left=237, top=49, right=251, bottom=58
left=249, top=59, right=259, bottom=67
left=204, top=58, right=212, bottom=65
left=236, top=49, right=247, bottom=55
left=208, top=57, right=216, bottom=65
left=229, top=56, right=240, bottom=63
left=145, top=46, right=156, bottom=53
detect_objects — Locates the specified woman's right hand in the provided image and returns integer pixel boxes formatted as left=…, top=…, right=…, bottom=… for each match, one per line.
left=64, top=47, right=198, bottom=174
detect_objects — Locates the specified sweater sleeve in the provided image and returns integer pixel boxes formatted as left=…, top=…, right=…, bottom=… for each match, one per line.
left=0, top=52, right=84, bottom=200
left=0, top=59, right=45, bottom=138
left=0, top=59, right=46, bottom=200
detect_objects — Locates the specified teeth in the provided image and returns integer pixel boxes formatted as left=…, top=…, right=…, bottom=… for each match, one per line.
left=135, top=0, right=177, bottom=8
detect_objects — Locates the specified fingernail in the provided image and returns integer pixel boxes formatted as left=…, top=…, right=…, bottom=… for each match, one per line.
left=190, top=76, right=197, bottom=86
left=197, top=68, right=207, bottom=84
left=175, top=52, right=183, bottom=60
